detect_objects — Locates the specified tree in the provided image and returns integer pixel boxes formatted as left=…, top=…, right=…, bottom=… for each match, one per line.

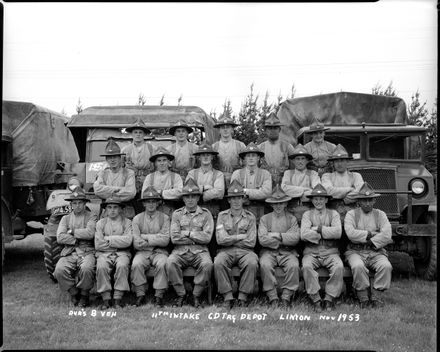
left=138, top=93, right=146, bottom=106
left=178, top=94, right=183, bottom=106
left=234, top=84, right=260, bottom=145
left=75, top=98, right=83, bottom=114
left=60, top=108, right=67, bottom=116
left=372, top=81, right=397, bottom=97
left=290, top=83, right=296, bottom=99
left=159, top=94, right=165, bottom=106
left=221, top=98, right=233, bottom=119
left=407, top=90, right=428, bottom=126
left=256, top=90, right=273, bottom=144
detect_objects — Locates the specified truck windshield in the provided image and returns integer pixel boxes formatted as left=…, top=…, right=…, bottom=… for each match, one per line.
left=368, top=134, right=422, bottom=160
left=324, top=134, right=362, bottom=159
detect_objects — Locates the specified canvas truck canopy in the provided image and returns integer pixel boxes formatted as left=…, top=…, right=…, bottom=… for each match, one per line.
left=2, top=101, right=80, bottom=187
left=68, top=105, right=219, bottom=144
left=277, top=92, right=408, bottom=145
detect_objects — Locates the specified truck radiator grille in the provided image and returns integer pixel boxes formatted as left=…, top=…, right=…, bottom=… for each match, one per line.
left=350, top=168, right=399, bottom=216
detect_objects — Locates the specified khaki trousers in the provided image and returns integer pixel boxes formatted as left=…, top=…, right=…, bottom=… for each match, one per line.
left=96, top=252, right=131, bottom=295
left=130, top=251, right=168, bottom=296
left=54, top=252, right=96, bottom=294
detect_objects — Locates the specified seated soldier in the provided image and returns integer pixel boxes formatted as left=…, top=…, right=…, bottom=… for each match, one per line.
left=214, top=179, right=259, bottom=309
left=300, top=184, right=344, bottom=312
left=93, top=137, right=137, bottom=218
left=166, top=178, right=214, bottom=308
left=258, top=185, right=300, bottom=309
left=186, top=142, right=225, bottom=220
left=281, top=143, right=320, bottom=222
left=304, top=120, right=337, bottom=177
left=95, top=197, right=133, bottom=309
left=230, top=142, right=272, bottom=222
left=166, top=120, right=197, bottom=180
left=130, top=186, right=170, bottom=308
left=344, top=182, right=393, bottom=309
left=142, top=146, right=183, bottom=217
left=54, top=187, right=97, bottom=308
left=258, top=112, right=294, bottom=186
left=212, top=113, right=246, bottom=185
left=321, top=144, right=364, bottom=221
left=122, top=118, right=154, bottom=212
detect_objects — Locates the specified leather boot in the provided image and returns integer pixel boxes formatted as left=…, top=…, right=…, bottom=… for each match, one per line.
left=101, top=300, right=110, bottom=310
left=78, top=295, right=89, bottom=308
left=114, top=299, right=123, bottom=308
left=313, top=300, right=323, bottom=313
left=193, top=296, right=202, bottom=309
left=269, top=299, right=279, bottom=309
left=280, top=299, right=290, bottom=309
left=135, top=296, right=145, bottom=307
left=324, top=299, right=335, bottom=311
left=154, top=297, right=164, bottom=308
left=172, top=295, right=185, bottom=307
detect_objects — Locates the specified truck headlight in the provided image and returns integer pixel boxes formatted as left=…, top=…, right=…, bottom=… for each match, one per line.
left=410, top=178, right=427, bottom=198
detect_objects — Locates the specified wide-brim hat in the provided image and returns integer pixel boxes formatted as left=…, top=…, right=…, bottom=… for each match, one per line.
left=306, top=120, right=330, bottom=133
left=126, top=118, right=151, bottom=134
left=306, top=184, right=332, bottom=199
left=169, top=121, right=194, bottom=135
left=214, top=114, right=238, bottom=128
left=149, top=147, right=175, bottom=162
left=64, top=186, right=90, bottom=202
left=180, top=178, right=202, bottom=196
left=327, top=144, right=353, bottom=161
left=139, top=186, right=162, bottom=201
left=193, top=143, right=218, bottom=156
left=239, top=143, right=265, bottom=158
left=100, top=137, right=126, bottom=157
left=101, top=197, right=126, bottom=208
left=289, top=144, right=313, bottom=160
left=352, top=182, right=381, bottom=199
left=265, top=185, right=292, bottom=203
left=225, top=179, right=246, bottom=197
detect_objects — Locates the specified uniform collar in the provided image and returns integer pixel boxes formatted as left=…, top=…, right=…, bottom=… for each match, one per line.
left=183, top=206, right=202, bottom=215
left=227, top=209, right=247, bottom=218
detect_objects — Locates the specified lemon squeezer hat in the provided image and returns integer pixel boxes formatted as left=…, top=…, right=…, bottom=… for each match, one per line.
left=125, top=117, right=151, bottom=134
left=100, top=137, right=125, bottom=157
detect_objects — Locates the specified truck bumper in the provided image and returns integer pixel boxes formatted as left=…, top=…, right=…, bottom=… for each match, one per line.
left=393, top=224, right=436, bottom=237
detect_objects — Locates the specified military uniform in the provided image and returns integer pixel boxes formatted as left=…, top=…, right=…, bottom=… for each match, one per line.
left=95, top=199, right=133, bottom=304
left=300, top=184, right=344, bottom=311
left=344, top=183, right=393, bottom=306
left=54, top=188, right=97, bottom=306
left=167, top=203, right=214, bottom=300
left=167, top=121, right=197, bottom=179
left=258, top=186, right=300, bottom=305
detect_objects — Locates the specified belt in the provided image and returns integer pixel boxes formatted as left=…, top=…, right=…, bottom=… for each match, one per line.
left=348, top=242, right=375, bottom=251
left=318, top=239, right=338, bottom=247
left=278, top=245, right=295, bottom=252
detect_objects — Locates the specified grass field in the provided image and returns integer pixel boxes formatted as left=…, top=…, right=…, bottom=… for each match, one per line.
left=1, top=234, right=437, bottom=351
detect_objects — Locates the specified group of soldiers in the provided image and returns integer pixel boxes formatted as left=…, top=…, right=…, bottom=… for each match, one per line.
left=54, top=112, right=393, bottom=312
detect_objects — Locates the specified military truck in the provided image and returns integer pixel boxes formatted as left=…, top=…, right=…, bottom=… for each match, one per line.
left=42, top=104, right=218, bottom=279
left=277, top=92, right=437, bottom=280
left=1, top=101, right=80, bottom=267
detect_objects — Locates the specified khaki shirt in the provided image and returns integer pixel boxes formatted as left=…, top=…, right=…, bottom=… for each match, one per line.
left=170, top=206, right=214, bottom=255
left=93, top=167, right=136, bottom=202
left=167, top=141, right=196, bottom=173
left=258, top=211, right=300, bottom=255
left=258, top=140, right=294, bottom=174
left=132, top=211, right=170, bottom=253
left=141, top=170, right=183, bottom=200
left=300, top=208, right=342, bottom=256
left=95, top=215, right=133, bottom=255
left=230, top=167, right=272, bottom=200
left=216, top=209, right=256, bottom=250
left=186, top=167, right=225, bottom=202
left=121, top=142, right=154, bottom=173
left=281, top=169, right=320, bottom=201
left=304, top=140, right=337, bottom=168
left=321, top=171, right=364, bottom=200
left=57, top=210, right=97, bottom=257
left=344, top=208, right=392, bottom=251
left=212, top=139, right=246, bottom=173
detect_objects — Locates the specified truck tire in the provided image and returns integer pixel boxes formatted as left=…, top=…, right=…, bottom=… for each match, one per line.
left=44, top=235, right=62, bottom=282
left=414, top=214, right=437, bottom=281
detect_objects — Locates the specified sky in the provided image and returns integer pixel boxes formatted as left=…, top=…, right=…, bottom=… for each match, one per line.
left=2, top=1, right=437, bottom=117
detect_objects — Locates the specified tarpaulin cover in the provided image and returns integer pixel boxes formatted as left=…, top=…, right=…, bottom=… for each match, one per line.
left=277, top=92, right=408, bottom=145
left=2, top=101, right=80, bottom=187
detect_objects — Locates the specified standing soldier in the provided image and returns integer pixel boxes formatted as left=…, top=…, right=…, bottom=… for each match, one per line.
left=130, top=186, right=170, bottom=308
left=230, top=142, right=272, bottom=222
left=344, top=182, right=393, bottom=308
left=304, top=120, right=337, bottom=177
left=321, top=144, right=364, bottom=221
left=212, top=113, right=246, bottom=185
left=93, top=137, right=137, bottom=218
left=166, top=120, right=197, bottom=180
left=186, top=142, right=225, bottom=220
left=166, top=178, right=214, bottom=308
left=281, top=144, right=320, bottom=222
left=54, top=187, right=97, bottom=308
left=95, top=197, right=133, bottom=309
left=300, top=184, right=344, bottom=312
left=258, top=112, right=294, bottom=186
left=258, top=186, right=300, bottom=309
left=122, top=118, right=154, bottom=213
left=141, top=146, right=183, bottom=217
left=214, top=179, right=259, bottom=309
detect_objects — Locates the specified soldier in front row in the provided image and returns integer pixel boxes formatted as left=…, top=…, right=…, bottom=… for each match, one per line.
left=167, top=178, right=214, bottom=308
left=214, top=180, right=259, bottom=309
left=300, top=184, right=344, bottom=312
left=54, top=187, right=97, bottom=307
left=95, top=197, right=133, bottom=309
left=344, top=182, right=393, bottom=309
left=258, top=186, right=300, bottom=309
left=130, top=186, right=170, bottom=308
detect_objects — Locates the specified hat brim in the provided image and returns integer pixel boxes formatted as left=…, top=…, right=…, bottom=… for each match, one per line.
left=193, top=150, right=218, bottom=156
left=239, top=151, right=265, bottom=158
left=353, top=193, right=381, bottom=199
left=328, top=155, right=353, bottom=161
left=138, top=196, right=162, bottom=202
left=265, top=196, right=292, bottom=203
left=126, top=126, right=151, bottom=134
left=149, top=153, right=175, bottom=162
left=289, top=153, right=313, bottom=160
left=225, top=192, right=245, bottom=198
left=101, top=201, right=126, bottom=208
left=180, top=191, right=202, bottom=197
left=307, top=127, right=330, bottom=133
left=65, top=197, right=90, bottom=202
left=214, top=122, right=238, bottom=128
left=169, top=126, right=194, bottom=135
left=306, top=193, right=332, bottom=199
left=100, top=153, right=125, bottom=157
left=264, top=123, right=283, bottom=128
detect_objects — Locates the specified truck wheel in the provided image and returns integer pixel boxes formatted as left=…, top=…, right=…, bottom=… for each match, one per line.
left=44, top=235, right=62, bottom=283
left=414, top=214, right=437, bottom=281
